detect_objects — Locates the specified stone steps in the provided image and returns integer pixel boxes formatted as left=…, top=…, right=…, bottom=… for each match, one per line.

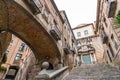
left=65, top=63, right=120, bottom=80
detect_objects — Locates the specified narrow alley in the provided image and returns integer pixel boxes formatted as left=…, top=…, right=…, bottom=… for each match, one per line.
left=0, top=0, right=120, bottom=80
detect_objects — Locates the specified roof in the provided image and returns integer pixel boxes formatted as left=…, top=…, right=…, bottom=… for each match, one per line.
left=72, top=23, right=93, bottom=30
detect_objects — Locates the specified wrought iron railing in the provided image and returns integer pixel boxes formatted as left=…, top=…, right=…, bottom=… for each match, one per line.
left=49, top=24, right=61, bottom=41
left=70, top=47, right=76, bottom=54
left=63, top=45, right=70, bottom=54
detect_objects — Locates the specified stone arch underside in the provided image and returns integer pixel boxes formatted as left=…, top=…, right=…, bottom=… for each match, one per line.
left=0, top=0, right=12, bottom=62
left=0, top=0, right=61, bottom=63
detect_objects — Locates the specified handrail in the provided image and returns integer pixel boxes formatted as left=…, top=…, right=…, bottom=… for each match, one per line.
left=35, top=65, right=68, bottom=80
left=49, top=66, right=68, bottom=78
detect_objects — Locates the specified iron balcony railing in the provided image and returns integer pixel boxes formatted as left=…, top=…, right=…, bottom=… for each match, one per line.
left=63, top=45, right=70, bottom=54
left=70, top=47, right=76, bottom=54
left=49, top=24, right=61, bottom=41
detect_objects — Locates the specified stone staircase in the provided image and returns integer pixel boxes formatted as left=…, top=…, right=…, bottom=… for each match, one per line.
left=65, top=63, right=120, bottom=80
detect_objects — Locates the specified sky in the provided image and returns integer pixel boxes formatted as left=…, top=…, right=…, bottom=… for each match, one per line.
left=54, top=0, right=97, bottom=28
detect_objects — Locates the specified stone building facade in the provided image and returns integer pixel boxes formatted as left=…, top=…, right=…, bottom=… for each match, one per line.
left=14, top=0, right=78, bottom=69
left=60, top=11, right=78, bottom=69
left=73, top=23, right=104, bottom=64
left=96, top=0, right=120, bottom=66
left=0, top=0, right=77, bottom=69
left=2, top=35, right=36, bottom=80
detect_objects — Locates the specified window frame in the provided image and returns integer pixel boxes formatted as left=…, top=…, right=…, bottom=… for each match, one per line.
left=15, top=53, right=22, bottom=60
left=18, top=43, right=25, bottom=51
left=84, top=30, right=88, bottom=35
left=77, top=32, right=81, bottom=37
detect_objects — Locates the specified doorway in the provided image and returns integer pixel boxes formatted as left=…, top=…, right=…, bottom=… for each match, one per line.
left=82, top=54, right=91, bottom=64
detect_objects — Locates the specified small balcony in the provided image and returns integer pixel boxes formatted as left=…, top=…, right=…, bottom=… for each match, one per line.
left=22, top=0, right=41, bottom=14
left=70, top=48, right=76, bottom=54
left=106, top=0, right=117, bottom=18
left=63, top=45, right=70, bottom=54
left=49, top=25, right=61, bottom=41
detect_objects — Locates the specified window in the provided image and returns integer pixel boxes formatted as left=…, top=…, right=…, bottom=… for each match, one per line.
left=15, top=53, right=22, bottom=60
left=68, top=29, right=70, bottom=38
left=64, top=38, right=66, bottom=41
left=18, top=43, right=25, bottom=51
left=84, top=30, right=88, bottom=35
left=106, top=0, right=117, bottom=18
left=10, top=40, right=13, bottom=46
left=111, top=34, right=119, bottom=50
left=64, top=26, right=66, bottom=29
left=77, top=32, right=81, bottom=37
left=5, top=50, right=10, bottom=56
left=53, top=20, right=57, bottom=25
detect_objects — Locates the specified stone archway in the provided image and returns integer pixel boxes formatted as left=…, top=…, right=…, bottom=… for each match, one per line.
left=0, top=0, right=61, bottom=64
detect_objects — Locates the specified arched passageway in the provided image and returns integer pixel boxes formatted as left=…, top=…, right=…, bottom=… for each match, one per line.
left=0, top=0, right=61, bottom=64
